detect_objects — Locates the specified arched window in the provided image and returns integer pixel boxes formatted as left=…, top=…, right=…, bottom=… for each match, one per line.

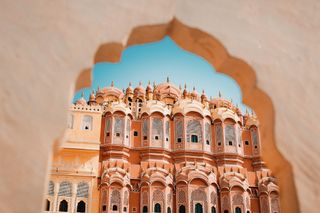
left=224, top=211, right=229, bottom=213
left=195, top=203, right=203, bottom=213
left=112, top=205, right=118, bottom=211
left=45, top=199, right=50, bottom=211
left=142, top=206, right=148, bottom=213
left=167, top=207, right=171, bottom=213
left=82, top=115, right=93, bottom=130
left=235, top=207, right=242, bottom=213
left=123, top=207, right=127, bottom=212
left=179, top=205, right=186, bottom=213
left=77, top=201, right=86, bottom=212
left=154, top=203, right=161, bottom=213
left=59, top=200, right=68, bottom=212
left=211, top=206, right=216, bottom=213
left=246, top=211, right=250, bottom=213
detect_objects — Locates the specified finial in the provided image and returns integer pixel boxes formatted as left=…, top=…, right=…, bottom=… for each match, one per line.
left=111, top=81, right=114, bottom=87
left=202, top=89, right=205, bottom=94
left=218, top=91, right=222, bottom=98
left=193, top=86, right=195, bottom=91
left=179, top=84, right=182, bottom=90
left=148, top=80, right=151, bottom=85
left=81, top=91, right=84, bottom=98
left=92, top=90, right=95, bottom=94
left=184, top=83, right=187, bottom=89
left=231, top=98, right=233, bottom=103
left=97, top=86, right=100, bottom=92
left=153, top=81, right=156, bottom=88
left=139, top=81, right=142, bottom=86
left=167, top=76, right=170, bottom=83
left=129, top=82, right=132, bottom=87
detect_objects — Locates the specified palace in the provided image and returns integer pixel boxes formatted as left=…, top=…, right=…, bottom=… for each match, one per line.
left=44, top=79, right=280, bottom=213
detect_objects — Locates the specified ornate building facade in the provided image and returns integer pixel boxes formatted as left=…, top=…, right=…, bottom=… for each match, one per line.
left=45, top=79, right=280, bottom=213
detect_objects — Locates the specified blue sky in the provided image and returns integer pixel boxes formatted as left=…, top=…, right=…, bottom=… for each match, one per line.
left=73, top=36, right=248, bottom=112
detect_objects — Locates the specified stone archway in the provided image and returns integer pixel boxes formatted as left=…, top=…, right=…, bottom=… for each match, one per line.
left=75, top=18, right=298, bottom=213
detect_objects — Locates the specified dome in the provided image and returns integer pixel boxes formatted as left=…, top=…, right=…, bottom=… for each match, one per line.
left=100, top=86, right=124, bottom=99
left=201, top=90, right=207, bottom=99
left=153, top=82, right=181, bottom=100
left=76, top=97, right=87, bottom=106
left=191, top=87, right=198, bottom=98
left=89, top=91, right=96, bottom=101
left=146, top=81, right=152, bottom=93
left=126, top=82, right=133, bottom=94
left=134, top=82, right=145, bottom=96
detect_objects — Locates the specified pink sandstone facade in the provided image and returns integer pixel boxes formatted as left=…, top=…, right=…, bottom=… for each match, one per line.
left=45, top=79, right=280, bottom=213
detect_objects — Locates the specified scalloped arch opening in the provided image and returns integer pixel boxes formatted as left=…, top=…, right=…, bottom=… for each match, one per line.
left=73, top=18, right=299, bottom=213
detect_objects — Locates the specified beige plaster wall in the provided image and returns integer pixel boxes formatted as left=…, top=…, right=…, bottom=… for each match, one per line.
left=0, top=0, right=319, bottom=212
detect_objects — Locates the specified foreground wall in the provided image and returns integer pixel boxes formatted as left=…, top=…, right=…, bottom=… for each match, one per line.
left=0, top=0, right=319, bottom=212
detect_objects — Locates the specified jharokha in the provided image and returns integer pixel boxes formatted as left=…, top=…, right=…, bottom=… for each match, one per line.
left=45, top=78, right=280, bottom=213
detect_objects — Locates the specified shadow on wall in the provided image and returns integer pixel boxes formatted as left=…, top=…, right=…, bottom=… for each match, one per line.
left=71, top=18, right=299, bottom=213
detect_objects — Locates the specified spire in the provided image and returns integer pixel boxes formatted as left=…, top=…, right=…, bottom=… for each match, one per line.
left=153, top=81, right=156, bottom=88
left=111, top=81, right=114, bottom=87
left=218, top=91, right=222, bottom=98
left=184, top=83, right=187, bottom=89
left=167, top=76, right=170, bottom=83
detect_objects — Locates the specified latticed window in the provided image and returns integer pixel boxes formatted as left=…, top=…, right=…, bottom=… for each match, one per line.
left=215, top=123, right=223, bottom=146
left=77, top=182, right=89, bottom=198
left=165, top=120, right=170, bottom=141
left=126, top=118, right=131, bottom=141
left=250, top=127, right=259, bottom=149
left=110, top=189, right=121, bottom=210
left=105, top=117, right=111, bottom=135
left=175, top=118, right=183, bottom=142
left=225, top=124, right=235, bottom=146
left=152, top=118, right=163, bottom=141
left=153, top=189, right=164, bottom=202
left=187, top=120, right=202, bottom=143
left=142, top=119, right=148, bottom=140
left=205, top=122, right=211, bottom=145
left=48, top=181, right=54, bottom=196
left=58, top=181, right=72, bottom=197
left=114, top=117, right=124, bottom=137
left=82, top=115, right=93, bottom=130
